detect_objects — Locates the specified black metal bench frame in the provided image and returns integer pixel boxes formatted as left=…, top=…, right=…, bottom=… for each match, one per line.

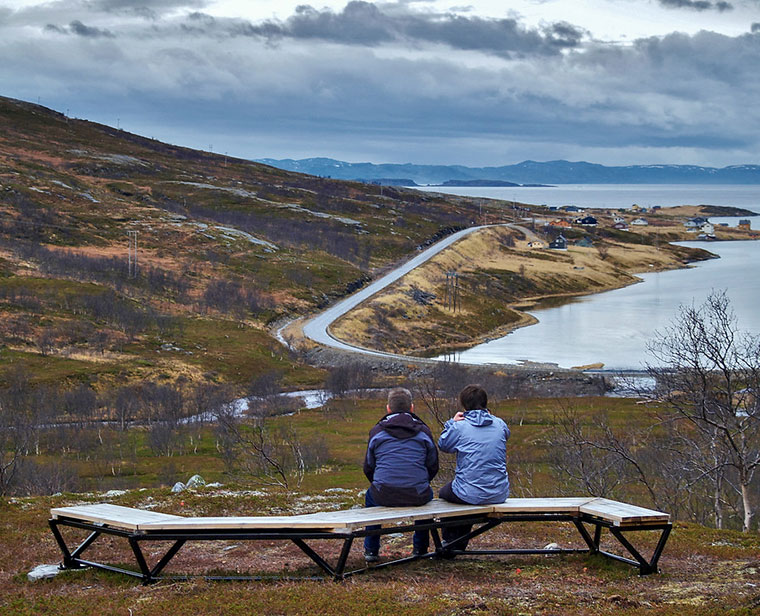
left=49, top=510, right=671, bottom=584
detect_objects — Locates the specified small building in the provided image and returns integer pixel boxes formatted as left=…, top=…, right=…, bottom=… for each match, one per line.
left=575, top=215, right=598, bottom=227
left=739, top=219, right=752, bottom=230
left=614, top=222, right=629, bottom=231
left=631, top=217, right=649, bottom=226
left=548, top=234, right=568, bottom=250
left=684, top=217, right=708, bottom=228
left=528, top=240, right=546, bottom=249
left=612, top=215, right=626, bottom=224
left=575, top=237, right=594, bottom=248
left=700, top=222, right=715, bottom=234
left=560, top=205, right=584, bottom=213
left=548, top=219, right=573, bottom=229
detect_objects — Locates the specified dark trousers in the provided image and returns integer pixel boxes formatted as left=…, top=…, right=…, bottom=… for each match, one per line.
left=363, top=489, right=430, bottom=555
left=439, top=481, right=473, bottom=552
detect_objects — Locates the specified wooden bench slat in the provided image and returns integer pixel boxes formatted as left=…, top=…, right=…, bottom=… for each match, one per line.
left=579, top=498, right=670, bottom=526
left=51, top=504, right=184, bottom=531
left=140, top=500, right=493, bottom=531
left=491, top=497, right=597, bottom=514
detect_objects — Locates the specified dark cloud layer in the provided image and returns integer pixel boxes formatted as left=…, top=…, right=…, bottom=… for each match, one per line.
left=659, top=0, right=734, bottom=11
left=240, top=1, right=587, bottom=56
left=3, top=1, right=759, bottom=165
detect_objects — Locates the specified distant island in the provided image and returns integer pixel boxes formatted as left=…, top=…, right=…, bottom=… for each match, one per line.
left=434, top=179, right=554, bottom=188
left=256, top=157, right=760, bottom=186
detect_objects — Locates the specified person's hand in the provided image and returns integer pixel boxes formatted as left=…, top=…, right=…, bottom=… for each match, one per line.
left=452, top=411, right=465, bottom=421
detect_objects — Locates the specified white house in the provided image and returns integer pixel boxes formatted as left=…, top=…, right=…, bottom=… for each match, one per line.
left=631, top=218, right=649, bottom=226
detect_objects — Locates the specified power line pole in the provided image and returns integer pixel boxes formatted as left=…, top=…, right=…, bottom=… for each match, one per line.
left=127, top=230, right=138, bottom=278
left=444, top=271, right=460, bottom=312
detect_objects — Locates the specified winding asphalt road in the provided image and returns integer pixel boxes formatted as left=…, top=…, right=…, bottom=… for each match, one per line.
left=301, top=224, right=527, bottom=361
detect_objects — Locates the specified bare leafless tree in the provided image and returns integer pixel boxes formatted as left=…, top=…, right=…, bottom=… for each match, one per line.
left=0, top=372, right=40, bottom=495
left=646, top=291, right=760, bottom=532
left=214, top=410, right=327, bottom=490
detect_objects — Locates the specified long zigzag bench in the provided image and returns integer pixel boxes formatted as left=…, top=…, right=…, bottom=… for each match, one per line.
left=49, top=497, right=671, bottom=583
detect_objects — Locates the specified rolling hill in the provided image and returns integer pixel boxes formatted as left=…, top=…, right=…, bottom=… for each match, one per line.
left=0, top=95, right=487, bottom=391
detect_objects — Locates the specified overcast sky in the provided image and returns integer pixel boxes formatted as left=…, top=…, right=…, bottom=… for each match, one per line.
left=1, top=0, right=759, bottom=166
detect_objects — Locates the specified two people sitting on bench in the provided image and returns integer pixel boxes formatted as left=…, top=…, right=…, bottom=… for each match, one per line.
left=362, top=387, right=439, bottom=562
left=363, top=384, right=510, bottom=562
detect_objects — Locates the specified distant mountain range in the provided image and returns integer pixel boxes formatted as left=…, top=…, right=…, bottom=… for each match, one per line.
left=255, top=157, right=760, bottom=185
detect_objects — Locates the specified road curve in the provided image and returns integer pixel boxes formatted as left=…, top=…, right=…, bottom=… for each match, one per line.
left=301, top=224, right=514, bottom=360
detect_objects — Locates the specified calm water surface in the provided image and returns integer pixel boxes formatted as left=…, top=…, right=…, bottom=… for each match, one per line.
left=415, top=184, right=760, bottom=211
left=440, top=241, right=760, bottom=371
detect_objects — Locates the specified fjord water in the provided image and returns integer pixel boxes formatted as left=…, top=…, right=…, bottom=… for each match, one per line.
left=416, top=184, right=760, bottom=210
left=438, top=240, right=760, bottom=371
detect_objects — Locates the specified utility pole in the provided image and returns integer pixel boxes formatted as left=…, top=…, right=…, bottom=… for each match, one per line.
left=444, top=271, right=460, bottom=312
left=127, top=230, right=138, bottom=278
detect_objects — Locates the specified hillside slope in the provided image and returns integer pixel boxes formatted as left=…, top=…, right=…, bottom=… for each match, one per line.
left=0, top=96, right=483, bottom=390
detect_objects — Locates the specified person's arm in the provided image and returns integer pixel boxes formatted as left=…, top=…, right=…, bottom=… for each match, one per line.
left=424, top=434, right=439, bottom=480
left=363, top=436, right=376, bottom=482
left=437, top=419, right=460, bottom=453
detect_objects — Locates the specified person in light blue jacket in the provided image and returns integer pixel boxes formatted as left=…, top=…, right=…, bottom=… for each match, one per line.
left=438, top=384, right=510, bottom=553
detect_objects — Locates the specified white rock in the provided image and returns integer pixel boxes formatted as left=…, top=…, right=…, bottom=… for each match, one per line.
left=171, top=482, right=186, bottom=493
left=28, top=564, right=62, bottom=581
left=186, top=474, right=206, bottom=488
left=543, top=542, right=560, bottom=550
left=102, top=489, right=127, bottom=497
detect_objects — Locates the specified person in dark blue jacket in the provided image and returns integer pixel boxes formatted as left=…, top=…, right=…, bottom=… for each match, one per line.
left=438, top=384, right=510, bottom=554
left=363, top=387, right=438, bottom=561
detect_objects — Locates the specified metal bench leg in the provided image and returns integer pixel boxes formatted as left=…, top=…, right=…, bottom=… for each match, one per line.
left=430, top=527, right=442, bottom=551
left=608, top=525, right=672, bottom=575
left=129, top=537, right=154, bottom=584
left=573, top=520, right=600, bottom=554
left=49, top=520, right=100, bottom=569
left=149, top=540, right=187, bottom=579
left=292, top=536, right=354, bottom=580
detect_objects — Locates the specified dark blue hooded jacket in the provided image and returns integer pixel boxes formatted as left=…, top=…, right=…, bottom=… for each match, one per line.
left=438, top=409, right=509, bottom=504
left=364, top=412, right=438, bottom=506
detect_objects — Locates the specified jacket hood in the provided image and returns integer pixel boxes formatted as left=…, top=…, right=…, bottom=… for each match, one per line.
left=463, top=409, right=494, bottom=427
left=377, top=412, right=429, bottom=439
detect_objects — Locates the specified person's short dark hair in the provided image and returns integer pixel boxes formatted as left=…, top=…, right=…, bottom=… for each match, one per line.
left=387, top=387, right=413, bottom=413
left=459, top=384, right=488, bottom=411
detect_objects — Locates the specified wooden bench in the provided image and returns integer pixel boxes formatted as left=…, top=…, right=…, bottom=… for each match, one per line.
left=49, top=497, right=671, bottom=583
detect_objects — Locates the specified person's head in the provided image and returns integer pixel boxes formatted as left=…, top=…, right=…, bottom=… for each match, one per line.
left=386, top=387, right=413, bottom=414
left=459, top=384, right=488, bottom=411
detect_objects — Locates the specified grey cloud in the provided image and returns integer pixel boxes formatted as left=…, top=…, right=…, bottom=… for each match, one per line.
left=659, top=0, right=734, bottom=11
left=86, top=0, right=208, bottom=14
left=69, top=19, right=115, bottom=37
left=44, top=20, right=115, bottom=37
left=752, top=22, right=760, bottom=31
left=242, top=1, right=586, bottom=56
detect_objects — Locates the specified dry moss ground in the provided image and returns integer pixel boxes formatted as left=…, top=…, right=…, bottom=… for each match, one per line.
left=4, top=397, right=760, bottom=615
left=3, top=493, right=760, bottom=616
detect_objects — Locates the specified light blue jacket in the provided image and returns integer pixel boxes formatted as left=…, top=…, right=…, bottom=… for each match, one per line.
left=438, top=409, right=510, bottom=505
